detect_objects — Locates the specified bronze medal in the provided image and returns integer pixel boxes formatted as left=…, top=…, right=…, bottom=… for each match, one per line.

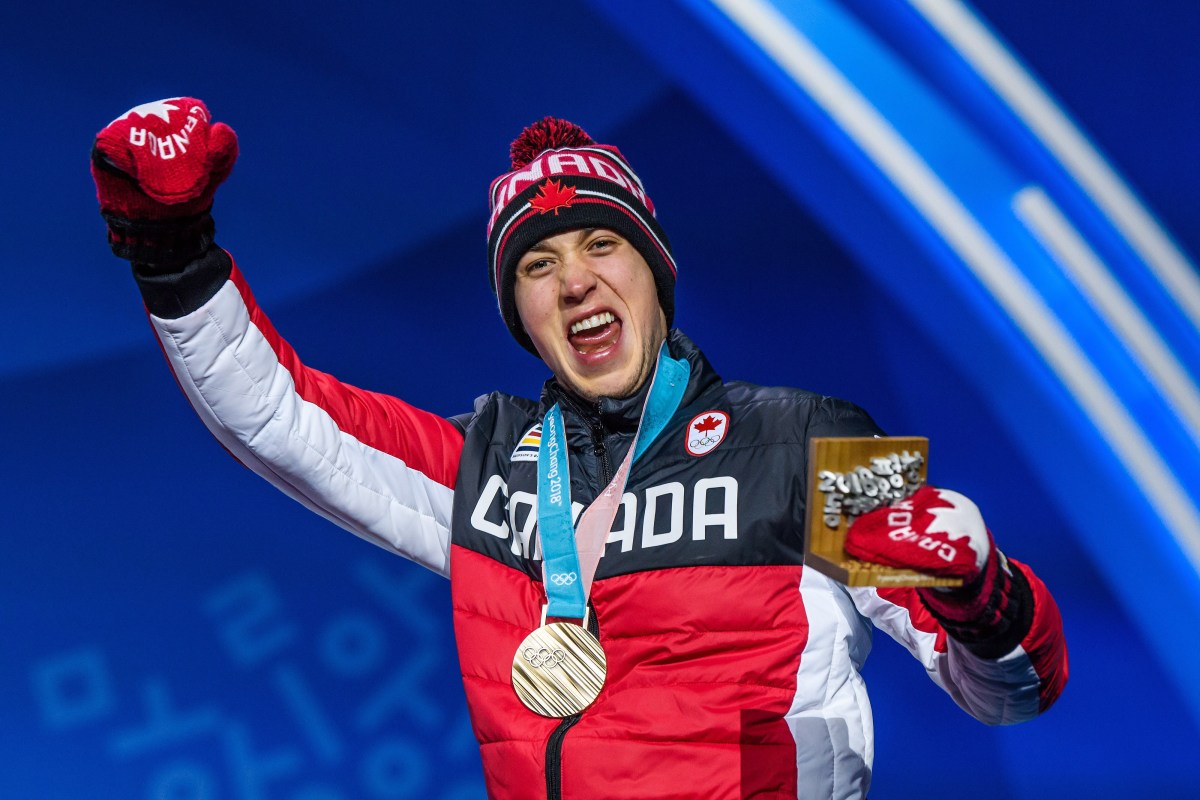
left=511, top=621, right=607, bottom=718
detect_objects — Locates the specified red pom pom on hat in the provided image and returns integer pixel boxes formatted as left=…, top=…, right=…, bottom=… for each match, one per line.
left=509, top=117, right=595, bottom=168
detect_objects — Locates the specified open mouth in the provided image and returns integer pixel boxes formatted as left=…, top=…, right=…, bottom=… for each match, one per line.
left=568, top=311, right=620, bottom=355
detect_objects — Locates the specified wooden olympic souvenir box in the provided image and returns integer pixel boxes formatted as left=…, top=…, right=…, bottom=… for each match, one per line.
left=804, top=436, right=962, bottom=588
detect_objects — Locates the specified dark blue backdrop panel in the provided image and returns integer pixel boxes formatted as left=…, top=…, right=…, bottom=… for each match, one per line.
left=3, top=348, right=482, bottom=798
left=2, top=0, right=667, bottom=379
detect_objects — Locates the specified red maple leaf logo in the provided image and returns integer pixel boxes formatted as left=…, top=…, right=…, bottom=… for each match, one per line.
left=693, top=415, right=723, bottom=435
left=530, top=178, right=577, bottom=215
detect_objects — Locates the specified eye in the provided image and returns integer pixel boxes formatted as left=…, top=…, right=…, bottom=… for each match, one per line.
left=588, top=236, right=618, bottom=253
left=520, top=256, right=553, bottom=276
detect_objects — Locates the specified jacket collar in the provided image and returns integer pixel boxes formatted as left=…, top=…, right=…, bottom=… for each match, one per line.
left=540, top=329, right=722, bottom=434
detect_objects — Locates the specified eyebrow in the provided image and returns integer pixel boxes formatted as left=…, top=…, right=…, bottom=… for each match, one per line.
left=526, top=228, right=599, bottom=253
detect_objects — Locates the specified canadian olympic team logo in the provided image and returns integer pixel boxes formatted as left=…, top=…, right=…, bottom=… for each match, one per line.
left=686, top=410, right=729, bottom=457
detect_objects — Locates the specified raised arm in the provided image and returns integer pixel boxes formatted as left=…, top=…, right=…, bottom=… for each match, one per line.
left=92, top=97, right=465, bottom=576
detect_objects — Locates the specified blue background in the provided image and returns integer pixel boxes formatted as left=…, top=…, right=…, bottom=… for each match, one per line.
left=3, top=1, right=1198, bottom=797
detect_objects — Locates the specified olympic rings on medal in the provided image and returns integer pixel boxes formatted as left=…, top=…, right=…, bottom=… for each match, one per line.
left=549, top=571, right=578, bottom=586
left=522, top=646, right=568, bottom=669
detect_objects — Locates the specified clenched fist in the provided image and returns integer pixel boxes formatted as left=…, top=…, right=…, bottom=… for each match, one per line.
left=91, top=97, right=238, bottom=263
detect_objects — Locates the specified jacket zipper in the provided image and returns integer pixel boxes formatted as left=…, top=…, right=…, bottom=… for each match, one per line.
left=544, top=602, right=601, bottom=800
left=589, top=412, right=613, bottom=486
left=545, top=415, right=610, bottom=799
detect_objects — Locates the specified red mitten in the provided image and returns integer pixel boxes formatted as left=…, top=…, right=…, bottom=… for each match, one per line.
left=846, top=485, right=1015, bottom=637
left=846, top=486, right=992, bottom=582
left=91, top=98, right=238, bottom=263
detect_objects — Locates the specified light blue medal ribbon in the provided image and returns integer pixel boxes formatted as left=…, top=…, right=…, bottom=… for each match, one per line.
left=537, top=344, right=690, bottom=620
left=537, top=404, right=584, bottom=617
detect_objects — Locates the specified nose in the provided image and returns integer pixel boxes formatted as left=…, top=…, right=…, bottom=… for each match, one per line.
left=559, top=250, right=597, bottom=305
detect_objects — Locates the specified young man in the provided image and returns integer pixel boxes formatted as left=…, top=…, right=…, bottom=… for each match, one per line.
left=93, top=99, right=1066, bottom=799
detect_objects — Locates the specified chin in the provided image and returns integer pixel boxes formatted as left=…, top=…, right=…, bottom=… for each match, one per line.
left=552, top=343, right=654, bottom=401
left=573, top=371, right=643, bottom=401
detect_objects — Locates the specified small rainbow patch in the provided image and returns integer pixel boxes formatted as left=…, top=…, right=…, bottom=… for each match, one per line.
left=511, top=423, right=542, bottom=462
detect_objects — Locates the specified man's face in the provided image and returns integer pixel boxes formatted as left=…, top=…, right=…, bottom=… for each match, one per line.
left=515, top=228, right=667, bottom=402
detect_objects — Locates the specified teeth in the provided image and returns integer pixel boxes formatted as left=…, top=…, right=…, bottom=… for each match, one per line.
left=570, top=312, right=615, bottom=335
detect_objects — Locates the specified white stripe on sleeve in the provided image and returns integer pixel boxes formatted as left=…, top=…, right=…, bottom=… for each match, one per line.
left=151, top=280, right=455, bottom=577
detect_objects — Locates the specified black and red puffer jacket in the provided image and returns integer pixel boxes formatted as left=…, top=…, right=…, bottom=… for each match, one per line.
left=137, top=248, right=1067, bottom=799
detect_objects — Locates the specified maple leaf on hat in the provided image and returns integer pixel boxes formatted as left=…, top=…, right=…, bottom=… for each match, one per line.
left=694, top=415, right=723, bottom=435
left=530, top=178, right=578, bottom=215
